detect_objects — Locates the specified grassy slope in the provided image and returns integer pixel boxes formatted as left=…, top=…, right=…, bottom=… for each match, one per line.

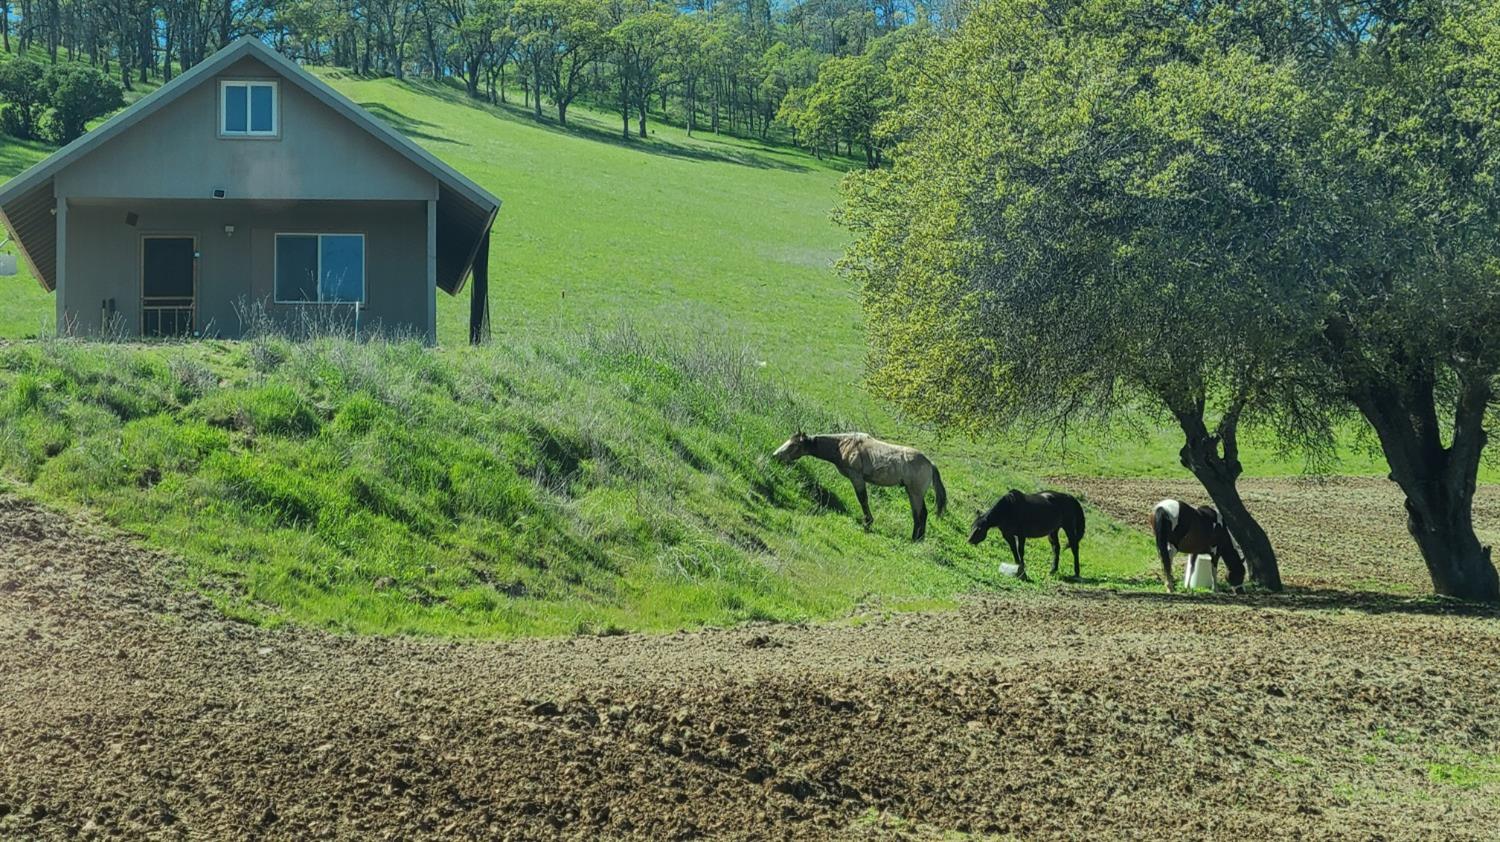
left=0, top=332, right=1152, bottom=637
left=322, top=72, right=871, bottom=414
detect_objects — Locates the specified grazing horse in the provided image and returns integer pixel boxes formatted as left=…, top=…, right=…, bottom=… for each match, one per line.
left=968, top=490, right=1086, bottom=580
left=1149, top=499, right=1246, bottom=593
left=772, top=432, right=947, bottom=540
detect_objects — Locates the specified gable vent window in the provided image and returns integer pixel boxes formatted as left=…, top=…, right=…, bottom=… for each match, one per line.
left=275, top=234, right=365, bottom=304
left=221, top=81, right=277, bottom=136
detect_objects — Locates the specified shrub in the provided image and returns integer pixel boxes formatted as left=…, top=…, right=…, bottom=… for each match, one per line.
left=0, top=56, right=48, bottom=140
left=45, top=63, right=122, bottom=144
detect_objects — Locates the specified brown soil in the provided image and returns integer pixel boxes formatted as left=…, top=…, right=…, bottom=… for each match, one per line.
left=4, top=486, right=1500, bottom=840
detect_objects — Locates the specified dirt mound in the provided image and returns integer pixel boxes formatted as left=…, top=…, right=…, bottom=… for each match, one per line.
left=3, top=490, right=1500, bottom=839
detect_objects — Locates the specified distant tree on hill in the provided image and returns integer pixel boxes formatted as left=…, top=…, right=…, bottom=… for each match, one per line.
left=439, top=0, right=507, bottom=99
left=46, top=62, right=124, bottom=143
left=608, top=0, right=673, bottom=138
left=514, top=0, right=608, bottom=125
left=0, top=56, right=49, bottom=139
left=779, top=48, right=888, bottom=166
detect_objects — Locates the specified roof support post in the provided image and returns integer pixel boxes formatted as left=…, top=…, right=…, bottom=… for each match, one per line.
left=468, top=228, right=491, bottom=346
left=54, top=196, right=66, bottom=336
left=426, top=198, right=437, bottom=344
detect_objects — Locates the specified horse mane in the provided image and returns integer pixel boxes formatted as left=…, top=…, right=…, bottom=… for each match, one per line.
left=805, top=434, right=844, bottom=464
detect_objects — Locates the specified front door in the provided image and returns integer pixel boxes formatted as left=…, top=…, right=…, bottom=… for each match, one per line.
left=141, top=236, right=196, bottom=337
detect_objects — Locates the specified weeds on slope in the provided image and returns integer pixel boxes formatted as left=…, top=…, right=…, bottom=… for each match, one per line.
left=0, top=328, right=1154, bottom=637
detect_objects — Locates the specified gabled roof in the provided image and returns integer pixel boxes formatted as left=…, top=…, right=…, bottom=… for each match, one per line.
left=0, top=36, right=500, bottom=295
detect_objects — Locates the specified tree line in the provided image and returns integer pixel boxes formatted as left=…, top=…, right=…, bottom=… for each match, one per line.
left=0, top=0, right=957, bottom=163
left=843, top=0, right=1500, bottom=601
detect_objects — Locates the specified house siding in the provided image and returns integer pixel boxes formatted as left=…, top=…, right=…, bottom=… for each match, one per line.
left=53, top=56, right=437, bottom=204
left=64, top=199, right=430, bottom=340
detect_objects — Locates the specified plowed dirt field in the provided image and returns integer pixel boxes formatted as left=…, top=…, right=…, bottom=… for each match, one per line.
left=4, top=482, right=1500, bottom=840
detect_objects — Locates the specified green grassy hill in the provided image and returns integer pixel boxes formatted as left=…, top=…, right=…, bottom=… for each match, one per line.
left=321, top=72, right=872, bottom=415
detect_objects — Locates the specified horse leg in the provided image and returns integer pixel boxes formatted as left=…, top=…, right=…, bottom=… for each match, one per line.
left=851, top=477, right=872, bottom=531
left=1069, top=528, right=1081, bottom=578
left=1010, top=534, right=1028, bottom=580
left=906, top=483, right=927, bottom=541
left=1048, top=530, right=1061, bottom=575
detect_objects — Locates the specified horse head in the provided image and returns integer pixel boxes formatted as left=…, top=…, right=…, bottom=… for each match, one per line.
left=969, top=491, right=1017, bottom=544
left=1217, top=526, right=1248, bottom=592
left=968, top=508, right=991, bottom=544
left=772, top=431, right=812, bottom=464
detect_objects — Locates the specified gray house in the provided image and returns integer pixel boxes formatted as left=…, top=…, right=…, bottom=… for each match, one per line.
left=0, top=37, right=500, bottom=343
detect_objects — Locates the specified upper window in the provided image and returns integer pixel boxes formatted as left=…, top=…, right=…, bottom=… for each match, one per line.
left=221, top=80, right=277, bottom=136
left=274, top=234, right=365, bottom=304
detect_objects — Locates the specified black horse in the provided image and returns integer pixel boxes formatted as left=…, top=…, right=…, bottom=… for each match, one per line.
left=969, top=489, right=1086, bottom=580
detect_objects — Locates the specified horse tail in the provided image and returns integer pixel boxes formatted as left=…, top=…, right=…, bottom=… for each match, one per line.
left=1151, top=504, right=1173, bottom=564
left=1070, top=496, right=1086, bottom=545
left=931, top=464, right=947, bottom=517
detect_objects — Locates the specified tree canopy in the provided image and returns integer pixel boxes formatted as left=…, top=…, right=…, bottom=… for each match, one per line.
left=841, top=0, right=1500, bottom=599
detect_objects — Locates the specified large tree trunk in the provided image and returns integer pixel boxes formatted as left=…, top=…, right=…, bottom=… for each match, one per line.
left=1341, top=356, right=1500, bottom=601
left=620, top=83, right=631, bottom=139
left=1172, top=400, right=1285, bottom=592
left=1403, top=487, right=1496, bottom=598
left=531, top=60, right=544, bottom=118
left=465, top=55, right=481, bottom=97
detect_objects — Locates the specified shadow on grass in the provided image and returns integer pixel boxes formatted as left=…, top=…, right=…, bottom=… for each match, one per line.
left=392, top=77, right=818, bottom=174
left=0, top=133, right=52, bottom=180
left=358, top=102, right=467, bottom=145
left=1065, top=584, right=1500, bottom=619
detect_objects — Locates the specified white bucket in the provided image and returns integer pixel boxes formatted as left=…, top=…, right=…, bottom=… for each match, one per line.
left=1183, top=555, right=1216, bottom=591
left=999, top=562, right=1022, bottom=579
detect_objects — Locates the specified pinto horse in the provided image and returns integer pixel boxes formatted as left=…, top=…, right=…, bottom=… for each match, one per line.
left=772, top=432, right=947, bottom=540
left=969, top=490, right=1086, bottom=580
left=1149, top=499, right=1246, bottom=593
